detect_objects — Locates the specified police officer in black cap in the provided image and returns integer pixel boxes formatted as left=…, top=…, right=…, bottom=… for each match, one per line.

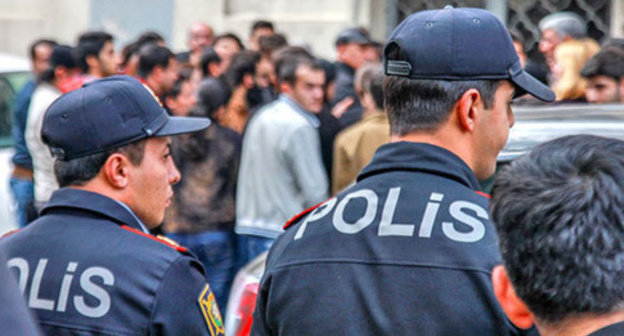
left=252, top=7, right=555, bottom=335
left=1, top=75, right=224, bottom=335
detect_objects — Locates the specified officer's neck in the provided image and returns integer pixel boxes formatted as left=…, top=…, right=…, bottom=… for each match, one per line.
left=390, top=124, right=475, bottom=174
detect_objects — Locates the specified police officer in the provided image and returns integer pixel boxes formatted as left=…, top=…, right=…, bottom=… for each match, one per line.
left=252, top=7, right=555, bottom=335
left=1, top=76, right=224, bottom=335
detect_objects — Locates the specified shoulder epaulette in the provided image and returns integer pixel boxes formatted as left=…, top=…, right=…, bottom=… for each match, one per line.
left=1, top=228, right=22, bottom=239
left=283, top=201, right=324, bottom=230
left=121, top=225, right=187, bottom=253
left=476, top=191, right=491, bottom=199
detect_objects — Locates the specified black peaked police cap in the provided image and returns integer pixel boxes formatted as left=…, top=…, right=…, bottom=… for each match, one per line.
left=42, top=75, right=211, bottom=161
left=383, top=6, right=555, bottom=102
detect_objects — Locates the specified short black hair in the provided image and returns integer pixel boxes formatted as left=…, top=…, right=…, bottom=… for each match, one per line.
left=223, top=50, right=260, bottom=88
left=137, top=44, right=174, bottom=79
left=136, top=31, right=165, bottom=47
left=491, top=135, right=624, bottom=325
left=55, top=140, right=145, bottom=187
left=258, top=34, right=288, bottom=58
left=39, top=44, right=75, bottom=83
left=272, top=46, right=322, bottom=86
left=29, top=39, right=57, bottom=60
left=580, top=47, right=624, bottom=80
left=213, top=33, right=245, bottom=51
left=196, top=77, right=232, bottom=119
left=251, top=20, right=275, bottom=34
left=75, top=31, right=113, bottom=72
left=383, top=43, right=500, bottom=135
left=200, top=47, right=221, bottom=78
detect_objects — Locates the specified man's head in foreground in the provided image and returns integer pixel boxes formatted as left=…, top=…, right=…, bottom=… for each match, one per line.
left=383, top=6, right=554, bottom=180
left=491, top=134, right=624, bottom=336
left=41, top=75, right=210, bottom=228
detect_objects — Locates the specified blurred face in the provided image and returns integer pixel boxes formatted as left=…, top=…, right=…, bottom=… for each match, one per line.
left=128, top=137, right=181, bottom=228
left=474, top=81, right=515, bottom=180
left=160, top=58, right=179, bottom=94
left=287, top=65, right=325, bottom=113
left=98, top=41, right=118, bottom=77
left=539, top=29, right=562, bottom=66
left=189, top=24, right=214, bottom=52
left=32, top=43, right=53, bottom=76
left=168, top=80, right=197, bottom=116
left=339, top=43, right=367, bottom=70
left=363, top=45, right=380, bottom=62
left=585, top=75, right=621, bottom=104
left=250, top=27, right=274, bottom=51
left=256, top=57, right=276, bottom=89
left=513, top=41, right=527, bottom=68
left=213, top=38, right=241, bottom=71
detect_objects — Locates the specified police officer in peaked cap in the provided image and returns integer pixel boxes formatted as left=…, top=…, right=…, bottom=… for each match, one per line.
left=0, top=75, right=224, bottom=335
left=252, top=6, right=554, bottom=336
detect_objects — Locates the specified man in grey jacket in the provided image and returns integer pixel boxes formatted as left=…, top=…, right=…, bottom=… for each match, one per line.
left=236, top=47, right=328, bottom=264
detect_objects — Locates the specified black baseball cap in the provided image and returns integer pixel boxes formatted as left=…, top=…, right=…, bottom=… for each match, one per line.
left=42, top=75, right=211, bottom=161
left=335, top=27, right=376, bottom=47
left=383, top=6, right=555, bottom=102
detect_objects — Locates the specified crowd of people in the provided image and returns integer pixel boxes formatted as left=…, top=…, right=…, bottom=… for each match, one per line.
left=4, top=6, right=624, bottom=336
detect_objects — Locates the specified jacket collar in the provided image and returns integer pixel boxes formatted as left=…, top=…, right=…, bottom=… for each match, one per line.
left=278, top=94, right=320, bottom=127
left=41, top=188, right=145, bottom=231
left=357, top=142, right=482, bottom=191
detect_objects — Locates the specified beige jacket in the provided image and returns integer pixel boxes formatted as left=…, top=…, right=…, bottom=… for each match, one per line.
left=332, top=112, right=390, bottom=194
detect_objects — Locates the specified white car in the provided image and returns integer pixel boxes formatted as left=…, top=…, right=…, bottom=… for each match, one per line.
left=0, top=52, right=31, bottom=235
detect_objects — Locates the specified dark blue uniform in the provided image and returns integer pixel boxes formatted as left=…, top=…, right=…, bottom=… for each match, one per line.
left=252, top=142, right=525, bottom=335
left=0, top=249, right=41, bottom=335
left=1, top=188, right=223, bottom=336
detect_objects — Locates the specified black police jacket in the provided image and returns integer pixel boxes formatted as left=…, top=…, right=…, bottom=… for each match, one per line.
left=1, top=188, right=224, bottom=336
left=252, top=142, right=526, bottom=335
left=0, top=249, right=41, bottom=335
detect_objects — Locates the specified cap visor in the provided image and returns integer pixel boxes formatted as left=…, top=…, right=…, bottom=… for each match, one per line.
left=155, top=116, right=211, bottom=137
left=511, top=70, right=555, bottom=102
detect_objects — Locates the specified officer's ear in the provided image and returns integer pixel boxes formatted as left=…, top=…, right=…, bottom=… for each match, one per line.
left=456, top=88, right=482, bottom=132
left=492, top=265, right=535, bottom=330
left=102, top=152, right=131, bottom=189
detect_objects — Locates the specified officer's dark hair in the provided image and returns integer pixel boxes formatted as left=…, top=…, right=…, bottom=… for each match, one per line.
left=29, top=39, right=57, bottom=60
left=137, top=44, right=174, bottom=79
left=580, top=47, right=624, bottom=80
left=200, top=47, right=221, bottom=78
left=223, top=51, right=260, bottom=88
left=54, top=140, right=146, bottom=187
left=490, top=134, right=624, bottom=325
left=251, top=20, right=274, bottom=35
left=213, top=33, right=245, bottom=51
left=383, top=43, right=500, bottom=135
left=74, top=31, right=113, bottom=73
left=258, top=34, right=288, bottom=58
left=273, top=46, right=322, bottom=86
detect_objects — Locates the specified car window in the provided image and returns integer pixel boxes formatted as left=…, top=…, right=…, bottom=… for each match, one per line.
left=0, top=71, right=31, bottom=148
